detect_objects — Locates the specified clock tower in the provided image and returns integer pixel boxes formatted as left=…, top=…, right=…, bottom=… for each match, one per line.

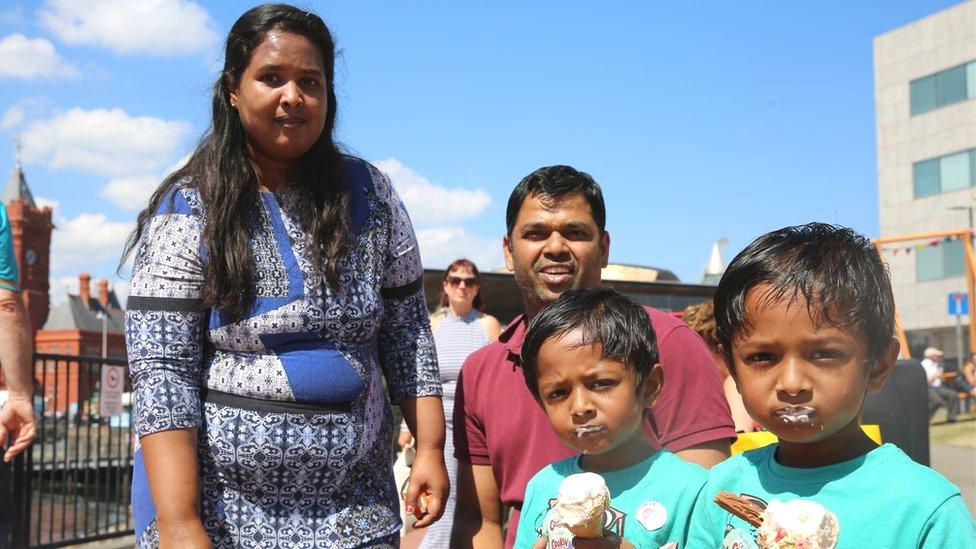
left=3, top=136, right=53, bottom=334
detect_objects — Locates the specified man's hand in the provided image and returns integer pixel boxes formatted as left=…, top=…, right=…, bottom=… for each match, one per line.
left=0, top=394, right=36, bottom=462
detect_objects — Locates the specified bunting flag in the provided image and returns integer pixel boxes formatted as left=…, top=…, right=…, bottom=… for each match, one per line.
left=879, top=233, right=971, bottom=256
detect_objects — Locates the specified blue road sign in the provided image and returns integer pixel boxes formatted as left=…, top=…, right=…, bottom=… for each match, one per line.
left=948, top=292, right=969, bottom=316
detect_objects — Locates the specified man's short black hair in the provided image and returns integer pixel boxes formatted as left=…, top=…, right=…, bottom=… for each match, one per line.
left=714, top=222, right=895, bottom=369
left=520, top=287, right=659, bottom=400
left=505, top=165, right=607, bottom=237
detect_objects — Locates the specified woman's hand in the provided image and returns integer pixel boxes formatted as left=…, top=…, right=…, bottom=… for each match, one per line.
left=158, top=517, right=212, bottom=549
left=402, top=446, right=449, bottom=528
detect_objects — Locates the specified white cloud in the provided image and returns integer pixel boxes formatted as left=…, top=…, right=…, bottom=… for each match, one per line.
left=101, top=174, right=159, bottom=211
left=22, top=108, right=190, bottom=176
left=0, top=34, right=77, bottom=79
left=0, top=106, right=24, bottom=129
left=49, top=212, right=133, bottom=273
left=416, top=227, right=503, bottom=272
left=39, top=0, right=218, bottom=56
left=372, top=158, right=491, bottom=227
left=34, top=195, right=60, bottom=211
left=100, top=153, right=190, bottom=211
left=48, top=274, right=78, bottom=307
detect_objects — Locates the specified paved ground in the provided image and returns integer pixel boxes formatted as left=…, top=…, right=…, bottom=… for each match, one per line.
left=74, top=536, right=134, bottom=548
left=932, top=443, right=975, bottom=514
left=929, top=412, right=975, bottom=516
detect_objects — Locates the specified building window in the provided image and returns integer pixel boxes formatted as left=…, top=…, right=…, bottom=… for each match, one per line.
left=910, top=61, right=975, bottom=116
left=917, top=239, right=966, bottom=281
left=913, top=149, right=976, bottom=199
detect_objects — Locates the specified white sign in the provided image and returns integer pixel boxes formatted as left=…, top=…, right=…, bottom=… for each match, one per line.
left=99, top=365, right=125, bottom=418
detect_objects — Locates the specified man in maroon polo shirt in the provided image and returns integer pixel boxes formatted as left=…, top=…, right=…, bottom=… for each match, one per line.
left=450, top=165, right=735, bottom=548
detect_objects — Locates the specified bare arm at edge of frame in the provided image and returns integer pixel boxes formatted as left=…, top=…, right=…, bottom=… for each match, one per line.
left=451, top=461, right=504, bottom=548
left=0, top=285, right=35, bottom=462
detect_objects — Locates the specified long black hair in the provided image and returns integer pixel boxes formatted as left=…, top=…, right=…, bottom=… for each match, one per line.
left=121, top=4, right=350, bottom=322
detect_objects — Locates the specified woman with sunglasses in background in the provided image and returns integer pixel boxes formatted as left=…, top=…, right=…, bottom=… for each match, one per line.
left=400, top=258, right=500, bottom=547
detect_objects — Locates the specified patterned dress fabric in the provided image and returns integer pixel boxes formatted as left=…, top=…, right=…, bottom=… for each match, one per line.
left=125, top=158, right=441, bottom=548
left=418, top=309, right=491, bottom=549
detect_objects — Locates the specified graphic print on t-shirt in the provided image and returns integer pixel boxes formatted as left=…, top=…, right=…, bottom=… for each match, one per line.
left=721, top=493, right=767, bottom=549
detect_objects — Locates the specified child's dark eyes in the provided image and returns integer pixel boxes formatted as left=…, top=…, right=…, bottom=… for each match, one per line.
left=811, top=349, right=848, bottom=364
left=590, top=379, right=618, bottom=391
left=259, top=73, right=280, bottom=84
left=743, top=350, right=850, bottom=366
left=744, top=352, right=777, bottom=365
left=545, top=388, right=568, bottom=400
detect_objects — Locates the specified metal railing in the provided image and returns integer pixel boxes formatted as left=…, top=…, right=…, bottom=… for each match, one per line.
left=5, top=354, right=133, bottom=548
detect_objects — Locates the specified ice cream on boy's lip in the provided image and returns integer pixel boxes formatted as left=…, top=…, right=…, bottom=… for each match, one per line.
left=774, top=405, right=815, bottom=424
left=574, top=425, right=606, bottom=438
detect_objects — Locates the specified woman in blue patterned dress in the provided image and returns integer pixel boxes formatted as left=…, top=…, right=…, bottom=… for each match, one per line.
left=122, top=5, right=447, bottom=547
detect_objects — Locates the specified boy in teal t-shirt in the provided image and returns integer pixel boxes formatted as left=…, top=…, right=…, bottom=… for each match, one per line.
left=514, top=288, right=707, bottom=549
left=688, top=223, right=975, bottom=549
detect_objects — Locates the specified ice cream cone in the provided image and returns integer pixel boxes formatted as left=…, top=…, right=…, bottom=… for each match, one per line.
left=552, top=472, right=610, bottom=539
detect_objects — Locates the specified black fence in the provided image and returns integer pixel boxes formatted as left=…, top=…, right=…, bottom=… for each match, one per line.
left=5, top=354, right=133, bottom=548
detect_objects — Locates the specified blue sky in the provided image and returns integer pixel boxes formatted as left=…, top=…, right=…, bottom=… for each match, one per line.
left=0, top=0, right=964, bottom=304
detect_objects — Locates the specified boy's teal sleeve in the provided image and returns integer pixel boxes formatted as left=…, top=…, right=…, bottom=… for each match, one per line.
left=514, top=475, right=544, bottom=549
left=0, top=204, right=20, bottom=290
left=687, top=480, right=720, bottom=548
left=679, top=482, right=709, bottom=548
left=918, top=495, right=976, bottom=548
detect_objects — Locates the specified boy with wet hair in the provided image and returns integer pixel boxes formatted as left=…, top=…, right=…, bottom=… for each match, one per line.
left=688, top=223, right=975, bottom=548
left=516, top=287, right=707, bottom=549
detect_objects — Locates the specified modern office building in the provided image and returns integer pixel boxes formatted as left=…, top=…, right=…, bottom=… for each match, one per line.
left=874, top=1, right=976, bottom=361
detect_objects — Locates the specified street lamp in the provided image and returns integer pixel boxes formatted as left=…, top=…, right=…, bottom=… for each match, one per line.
left=948, top=205, right=974, bottom=371
left=94, top=310, right=107, bottom=359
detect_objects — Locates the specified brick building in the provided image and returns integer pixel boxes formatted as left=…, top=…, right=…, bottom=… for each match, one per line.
left=34, top=274, right=126, bottom=412
left=2, top=145, right=127, bottom=412
left=2, top=147, right=52, bottom=335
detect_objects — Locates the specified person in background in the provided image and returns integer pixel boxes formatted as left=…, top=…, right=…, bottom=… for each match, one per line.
left=683, top=300, right=756, bottom=432
left=400, top=259, right=501, bottom=547
left=921, top=347, right=958, bottom=423
left=451, top=165, right=734, bottom=548
left=946, top=352, right=976, bottom=399
left=0, top=202, right=36, bottom=549
left=122, top=5, right=446, bottom=547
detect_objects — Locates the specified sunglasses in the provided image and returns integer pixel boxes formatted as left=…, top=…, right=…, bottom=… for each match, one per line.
left=447, top=276, right=479, bottom=287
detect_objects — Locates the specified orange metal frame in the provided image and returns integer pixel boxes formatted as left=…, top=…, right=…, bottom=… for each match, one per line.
left=873, top=229, right=976, bottom=359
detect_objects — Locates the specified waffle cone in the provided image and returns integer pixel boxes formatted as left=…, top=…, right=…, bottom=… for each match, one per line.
left=566, top=511, right=604, bottom=538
